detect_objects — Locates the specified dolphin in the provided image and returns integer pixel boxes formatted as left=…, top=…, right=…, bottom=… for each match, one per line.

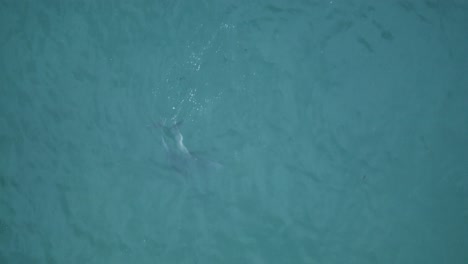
left=154, top=119, right=222, bottom=176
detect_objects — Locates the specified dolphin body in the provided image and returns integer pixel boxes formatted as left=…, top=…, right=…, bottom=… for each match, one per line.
left=156, top=119, right=222, bottom=176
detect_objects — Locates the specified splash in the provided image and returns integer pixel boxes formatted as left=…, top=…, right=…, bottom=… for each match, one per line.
left=155, top=119, right=222, bottom=176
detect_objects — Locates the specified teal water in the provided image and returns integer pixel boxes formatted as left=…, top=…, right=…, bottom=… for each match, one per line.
left=1, top=0, right=467, bottom=263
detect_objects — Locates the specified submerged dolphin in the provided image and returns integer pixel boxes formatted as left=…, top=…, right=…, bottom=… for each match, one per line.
left=154, top=119, right=222, bottom=176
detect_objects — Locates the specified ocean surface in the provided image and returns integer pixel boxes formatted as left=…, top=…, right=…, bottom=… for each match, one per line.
left=1, top=0, right=467, bottom=263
